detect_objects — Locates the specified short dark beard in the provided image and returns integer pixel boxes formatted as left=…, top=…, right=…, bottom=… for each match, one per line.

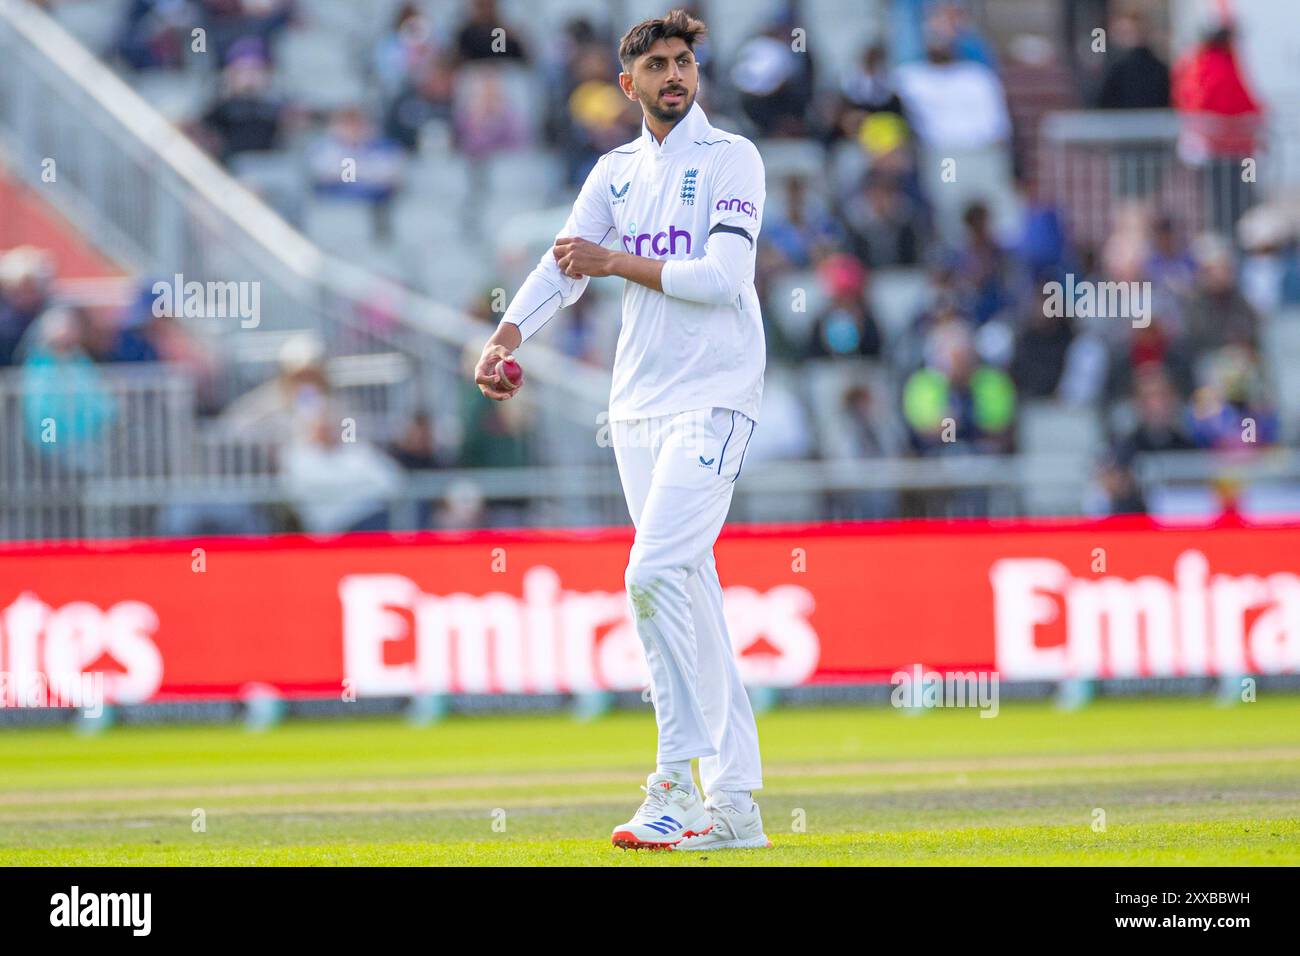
left=639, top=82, right=694, bottom=125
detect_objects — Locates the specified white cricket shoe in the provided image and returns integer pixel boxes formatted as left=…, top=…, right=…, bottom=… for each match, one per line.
left=672, top=798, right=772, bottom=850
left=610, top=772, right=714, bottom=850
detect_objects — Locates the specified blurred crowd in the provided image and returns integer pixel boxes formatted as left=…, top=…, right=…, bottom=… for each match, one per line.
left=0, top=249, right=222, bottom=465
left=741, top=4, right=1289, bottom=521
left=8, top=0, right=1300, bottom=533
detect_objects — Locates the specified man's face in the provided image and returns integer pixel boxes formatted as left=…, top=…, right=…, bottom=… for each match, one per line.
left=621, top=37, right=699, bottom=125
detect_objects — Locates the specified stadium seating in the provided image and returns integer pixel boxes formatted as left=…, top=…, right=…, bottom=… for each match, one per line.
left=1262, top=308, right=1300, bottom=444
left=1017, top=399, right=1105, bottom=514
left=3, top=0, right=1297, bottom=539
left=275, top=28, right=366, bottom=111
left=868, top=266, right=929, bottom=345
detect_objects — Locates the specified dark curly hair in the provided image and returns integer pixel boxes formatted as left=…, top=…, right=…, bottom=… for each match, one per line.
left=618, top=8, right=707, bottom=72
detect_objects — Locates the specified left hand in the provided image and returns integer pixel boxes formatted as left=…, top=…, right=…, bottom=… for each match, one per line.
left=554, top=236, right=616, bottom=279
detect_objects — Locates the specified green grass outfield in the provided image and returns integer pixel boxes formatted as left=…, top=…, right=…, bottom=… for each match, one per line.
left=2, top=697, right=1299, bottom=866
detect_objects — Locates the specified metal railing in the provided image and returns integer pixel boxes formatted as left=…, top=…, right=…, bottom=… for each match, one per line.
left=62, top=456, right=1055, bottom=539
left=0, top=363, right=194, bottom=539
left=1, top=348, right=1296, bottom=540
left=66, top=448, right=1300, bottom=538
left=1038, top=109, right=1293, bottom=246
left=6, top=435, right=1297, bottom=541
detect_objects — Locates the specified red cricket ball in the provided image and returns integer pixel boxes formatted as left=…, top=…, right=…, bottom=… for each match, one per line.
left=498, top=357, right=524, bottom=388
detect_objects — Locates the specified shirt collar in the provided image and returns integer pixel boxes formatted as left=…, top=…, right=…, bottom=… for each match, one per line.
left=641, top=100, right=711, bottom=156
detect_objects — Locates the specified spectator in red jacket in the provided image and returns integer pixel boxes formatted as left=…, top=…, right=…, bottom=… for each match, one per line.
left=1170, top=19, right=1258, bottom=158
left=1172, top=21, right=1261, bottom=124
left=1171, top=19, right=1262, bottom=232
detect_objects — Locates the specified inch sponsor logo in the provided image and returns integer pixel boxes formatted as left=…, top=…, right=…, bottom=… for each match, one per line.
left=621, top=225, right=692, bottom=257
left=714, top=197, right=757, bottom=218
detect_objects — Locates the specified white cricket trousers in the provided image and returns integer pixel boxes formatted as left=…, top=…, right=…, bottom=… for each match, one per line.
left=611, top=405, right=764, bottom=794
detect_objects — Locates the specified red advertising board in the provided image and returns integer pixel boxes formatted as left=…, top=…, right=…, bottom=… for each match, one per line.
left=1, top=517, right=1298, bottom=705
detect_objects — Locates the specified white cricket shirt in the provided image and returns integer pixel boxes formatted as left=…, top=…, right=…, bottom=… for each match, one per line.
left=499, top=101, right=767, bottom=423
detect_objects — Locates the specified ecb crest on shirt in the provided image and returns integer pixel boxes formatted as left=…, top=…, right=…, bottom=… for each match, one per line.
left=679, top=168, right=698, bottom=206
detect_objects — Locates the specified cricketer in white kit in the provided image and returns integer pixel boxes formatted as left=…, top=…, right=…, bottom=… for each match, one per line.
left=474, top=9, right=770, bottom=851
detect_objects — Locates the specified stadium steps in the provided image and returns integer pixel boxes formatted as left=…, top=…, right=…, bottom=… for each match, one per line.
left=228, top=150, right=308, bottom=226
left=803, top=357, right=903, bottom=460
left=766, top=265, right=926, bottom=358
left=303, top=199, right=379, bottom=253
left=275, top=27, right=367, bottom=111
left=391, top=196, right=466, bottom=247
left=1000, top=57, right=1079, bottom=190
left=404, top=154, right=473, bottom=202
left=828, top=138, right=870, bottom=196
left=754, top=138, right=825, bottom=182
left=869, top=266, right=929, bottom=346
left=298, top=0, right=409, bottom=45
left=732, top=365, right=822, bottom=523
left=130, top=70, right=214, bottom=124
left=1263, top=307, right=1300, bottom=444
left=47, top=0, right=121, bottom=55
left=1017, top=399, right=1104, bottom=456
left=418, top=244, right=496, bottom=310
left=415, top=118, right=456, bottom=159
left=483, top=148, right=563, bottom=203
left=1016, top=399, right=1104, bottom=515
left=766, top=268, right=825, bottom=345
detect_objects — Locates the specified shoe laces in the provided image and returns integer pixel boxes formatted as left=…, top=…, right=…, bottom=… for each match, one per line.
left=634, top=780, right=679, bottom=821
left=703, top=802, right=737, bottom=837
